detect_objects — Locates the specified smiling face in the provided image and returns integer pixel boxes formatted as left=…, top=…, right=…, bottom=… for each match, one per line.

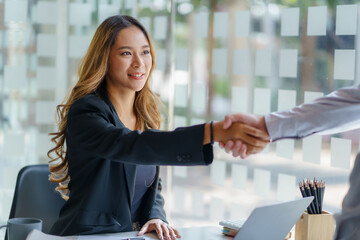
left=106, top=26, right=152, bottom=94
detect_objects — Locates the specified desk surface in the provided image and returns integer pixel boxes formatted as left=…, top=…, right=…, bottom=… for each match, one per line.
left=64, top=226, right=232, bottom=240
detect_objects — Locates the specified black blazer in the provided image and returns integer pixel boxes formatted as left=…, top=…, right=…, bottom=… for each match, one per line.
left=50, top=84, right=213, bottom=236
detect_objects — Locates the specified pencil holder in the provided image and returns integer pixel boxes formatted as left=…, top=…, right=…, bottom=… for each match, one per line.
left=295, top=211, right=335, bottom=240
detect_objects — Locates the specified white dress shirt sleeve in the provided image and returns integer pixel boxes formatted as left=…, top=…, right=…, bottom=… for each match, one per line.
left=265, top=84, right=360, bottom=141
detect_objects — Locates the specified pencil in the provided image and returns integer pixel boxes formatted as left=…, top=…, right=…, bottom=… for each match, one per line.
left=305, top=180, right=316, bottom=214
left=299, top=182, right=313, bottom=214
left=311, top=182, right=320, bottom=214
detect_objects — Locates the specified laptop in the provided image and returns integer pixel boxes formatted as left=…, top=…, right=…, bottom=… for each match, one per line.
left=220, top=197, right=314, bottom=240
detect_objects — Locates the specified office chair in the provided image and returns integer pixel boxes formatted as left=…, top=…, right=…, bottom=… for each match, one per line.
left=6, top=164, right=65, bottom=236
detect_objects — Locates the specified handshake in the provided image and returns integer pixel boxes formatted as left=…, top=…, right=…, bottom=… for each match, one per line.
left=211, top=113, right=270, bottom=159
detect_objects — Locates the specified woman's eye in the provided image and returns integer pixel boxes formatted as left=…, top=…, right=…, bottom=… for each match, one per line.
left=143, top=50, right=150, bottom=55
left=120, top=51, right=131, bottom=56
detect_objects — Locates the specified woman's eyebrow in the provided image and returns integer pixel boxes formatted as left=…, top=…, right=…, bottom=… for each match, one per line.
left=117, top=45, right=150, bottom=50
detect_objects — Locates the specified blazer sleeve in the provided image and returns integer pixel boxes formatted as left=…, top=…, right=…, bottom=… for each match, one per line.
left=67, top=95, right=213, bottom=166
left=265, top=84, right=360, bottom=141
left=148, top=178, right=167, bottom=224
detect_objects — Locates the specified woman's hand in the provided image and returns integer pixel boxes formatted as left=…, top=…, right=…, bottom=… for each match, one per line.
left=138, top=219, right=181, bottom=240
left=212, top=121, right=270, bottom=158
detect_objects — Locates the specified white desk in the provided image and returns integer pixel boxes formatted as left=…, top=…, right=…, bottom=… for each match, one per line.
left=29, top=226, right=294, bottom=239
left=64, top=226, right=232, bottom=240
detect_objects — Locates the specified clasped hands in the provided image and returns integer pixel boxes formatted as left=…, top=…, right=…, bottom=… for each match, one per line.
left=216, top=113, right=270, bottom=158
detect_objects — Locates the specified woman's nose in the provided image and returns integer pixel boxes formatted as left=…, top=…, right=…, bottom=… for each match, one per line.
left=132, top=54, right=144, bottom=68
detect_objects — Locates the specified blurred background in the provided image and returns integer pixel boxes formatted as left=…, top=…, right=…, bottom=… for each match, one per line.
left=0, top=0, right=359, bottom=237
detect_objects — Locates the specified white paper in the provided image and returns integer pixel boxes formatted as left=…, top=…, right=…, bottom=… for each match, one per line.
left=36, top=67, right=56, bottom=90
left=278, top=89, right=296, bottom=111
left=302, top=135, right=322, bottom=164
left=27, top=229, right=71, bottom=240
left=173, top=166, right=188, bottom=178
left=4, top=133, right=25, bottom=156
left=279, top=49, right=298, bottom=78
left=253, top=88, right=271, bottom=115
left=231, top=87, right=248, bottom=114
left=233, top=49, right=249, bottom=75
left=174, top=84, right=187, bottom=108
left=154, top=16, right=167, bottom=40
left=336, top=5, right=357, bottom=35
left=98, top=4, right=120, bottom=24
left=304, top=91, right=324, bottom=103
left=191, top=192, right=204, bottom=217
left=281, top=8, right=299, bottom=36
left=79, top=235, right=150, bottom=240
left=210, top=197, right=225, bottom=220
left=175, top=49, right=188, bottom=71
left=212, top=48, right=227, bottom=75
left=210, top=160, right=226, bottom=186
left=191, top=83, right=206, bottom=112
left=173, top=116, right=187, bottom=128
left=331, top=137, right=351, bottom=169
left=307, top=6, right=327, bottom=36
left=28, top=229, right=150, bottom=240
left=195, top=12, right=209, bottom=38
left=277, top=173, right=296, bottom=201
left=213, top=12, right=229, bottom=38
left=4, top=65, right=26, bottom=89
left=4, top=0, right=28, bottom=23
left=37, top=1, right=57, bottom=24
left=334, top=49, right=355, bottom=80
left=69, top=35, right=91, bottom=59
left=69, top=3, right=92, bottom=26
left=36, top=101, right=57, bottom=125
left=37, top=34, right=57, bottom=57
left=255, top=49, right=271, bottom=76
left=235, top=11, right=250, bottom=37
left=231, top=164, right=247, bottom=190
left=254, top=168, right=271, bottom=197
left=155, top=49, right=166, bottom=71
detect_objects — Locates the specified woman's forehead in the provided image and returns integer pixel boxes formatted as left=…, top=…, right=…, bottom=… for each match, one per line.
left=114, top=26, right=149, bottom=47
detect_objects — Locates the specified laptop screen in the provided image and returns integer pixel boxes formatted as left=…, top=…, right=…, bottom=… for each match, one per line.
left=233, top=197, right=313, bottom=240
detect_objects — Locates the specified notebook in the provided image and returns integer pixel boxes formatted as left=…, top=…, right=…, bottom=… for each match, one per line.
left=219, top=197, right=314, bottom=240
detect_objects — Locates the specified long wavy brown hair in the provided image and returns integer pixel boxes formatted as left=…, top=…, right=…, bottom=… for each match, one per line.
left=48, top=15, right=162, bottom=200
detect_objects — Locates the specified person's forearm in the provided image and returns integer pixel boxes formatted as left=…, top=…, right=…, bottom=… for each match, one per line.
left=203, top=121, right=234, bottom=145
left=203, top=122, right=211, bottom=145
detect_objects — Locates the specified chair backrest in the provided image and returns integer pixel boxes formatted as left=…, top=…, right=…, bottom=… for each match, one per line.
left=8, top=164, right=65, bottom=234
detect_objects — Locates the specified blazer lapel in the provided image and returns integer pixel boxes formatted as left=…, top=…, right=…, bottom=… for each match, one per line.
left=97, top=83, right=136, bottom=205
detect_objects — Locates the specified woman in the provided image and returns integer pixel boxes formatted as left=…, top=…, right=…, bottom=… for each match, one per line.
left=48, top=15, right=268, bottom=239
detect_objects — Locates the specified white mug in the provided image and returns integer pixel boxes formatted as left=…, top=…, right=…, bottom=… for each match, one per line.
left=0, top=218, right=42, bottom=240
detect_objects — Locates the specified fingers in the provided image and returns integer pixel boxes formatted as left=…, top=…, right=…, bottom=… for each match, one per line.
left=241, top=124, right=270, bottom=141
left=224, top=141, right=234, bottom=154
left=154, top=223, right=164, bottom=240
left=172, top=227, right=181, bottom=238
left=138, top=220, right=180, bottom=240
left=223, top=115, right=233, bottom=129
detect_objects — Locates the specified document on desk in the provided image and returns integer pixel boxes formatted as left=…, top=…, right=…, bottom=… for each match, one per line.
left=26, top=229, right=74, bottom=240
left=27, top=229, right=150, bottom=240
left=78, top=236, right=148, bottom=240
